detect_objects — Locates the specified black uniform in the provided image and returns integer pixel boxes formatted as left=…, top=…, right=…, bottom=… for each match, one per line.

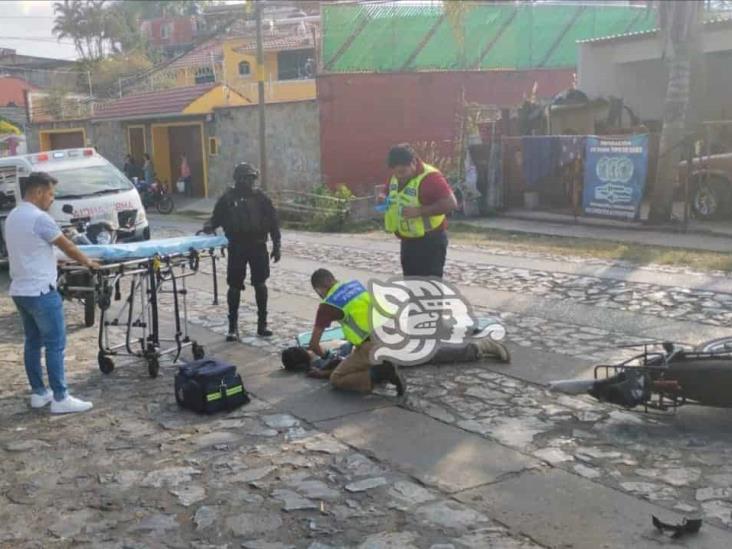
left=208, top=180, right=281, bottom=337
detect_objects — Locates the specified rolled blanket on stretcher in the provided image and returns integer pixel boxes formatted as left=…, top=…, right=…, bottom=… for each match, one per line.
left=56, top=235, right=228, bottom=262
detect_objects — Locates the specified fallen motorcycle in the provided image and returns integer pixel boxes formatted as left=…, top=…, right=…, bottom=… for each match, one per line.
left=550, top=338, right=732, bottom=411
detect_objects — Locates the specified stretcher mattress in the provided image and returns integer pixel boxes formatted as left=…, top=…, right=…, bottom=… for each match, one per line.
left=73, top=235, right=228, bottom=262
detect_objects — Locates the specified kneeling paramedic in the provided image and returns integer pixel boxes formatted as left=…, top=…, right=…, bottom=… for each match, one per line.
left=308, top=269, right=406, bottom=396
left=204, top=162, right=281, bottom=340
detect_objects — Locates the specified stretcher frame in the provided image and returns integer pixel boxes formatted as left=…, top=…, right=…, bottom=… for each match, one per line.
left=58, top=242, right=225, bottom=377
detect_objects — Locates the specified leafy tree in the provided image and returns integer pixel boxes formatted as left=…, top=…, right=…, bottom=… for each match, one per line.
left=53, top=0, right=222, bottom=61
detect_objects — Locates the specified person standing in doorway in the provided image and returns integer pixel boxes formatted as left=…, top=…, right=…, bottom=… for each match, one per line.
left=5, top=172, right=100, bottom=414
left=204, top=162, right=281, bottom=340
left=143, top=153, right=154, bottom=186
left=180, top=154, right=192, bottom=197
left=123, top=154, right=136, bottom=180
left=384, top=144, right=457, bottom=278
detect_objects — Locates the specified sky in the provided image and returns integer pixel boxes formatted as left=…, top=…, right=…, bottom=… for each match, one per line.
left=0, top=0, right=250, bottom=62
left=0, top=1, right=79, bottom=60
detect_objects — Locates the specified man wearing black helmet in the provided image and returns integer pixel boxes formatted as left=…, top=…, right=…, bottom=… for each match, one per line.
left=204, top=162, right=281, bottom=340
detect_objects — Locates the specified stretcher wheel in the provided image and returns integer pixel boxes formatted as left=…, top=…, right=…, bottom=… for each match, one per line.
left=192, top=343, right=205, bottom=360
left=98, top=352, right=114, bottom=374
left=147, top=356, right=160, bottom=378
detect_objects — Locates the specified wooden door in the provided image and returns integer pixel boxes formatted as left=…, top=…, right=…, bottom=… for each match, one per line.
left=128, top=126, right=145, bottom=166
left=49, top=131, right=84, bottom=150
left=168, top=125, right=205, bottom=197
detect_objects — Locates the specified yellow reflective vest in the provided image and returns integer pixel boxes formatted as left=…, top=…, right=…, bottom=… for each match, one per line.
left=323, top=280, right=372, bottom=346
left=384, top=163, right=446, bottom=238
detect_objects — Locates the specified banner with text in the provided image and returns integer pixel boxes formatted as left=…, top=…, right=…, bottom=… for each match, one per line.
left=582, top=135, right=649, bottom=220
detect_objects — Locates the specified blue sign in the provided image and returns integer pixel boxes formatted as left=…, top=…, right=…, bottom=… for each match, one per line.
left=582, top=135, right=649, bottom=220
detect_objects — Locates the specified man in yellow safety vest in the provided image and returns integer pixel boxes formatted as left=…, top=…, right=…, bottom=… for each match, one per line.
left=307, top=268, right=406, bottom=396
left=384, top=143, right=457, bottom=278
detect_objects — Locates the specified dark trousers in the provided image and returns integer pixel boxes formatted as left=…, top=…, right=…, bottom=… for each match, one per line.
left=226, top=242, right=270, bottom=330
left=400, top=230, right=448, bottom=278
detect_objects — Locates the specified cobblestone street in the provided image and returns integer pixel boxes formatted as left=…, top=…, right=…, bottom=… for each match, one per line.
left=1, top=218, right=732, bottom=548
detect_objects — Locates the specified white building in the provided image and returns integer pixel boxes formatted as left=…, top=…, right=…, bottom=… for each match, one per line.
left=577, top=16, right=732, bottom=125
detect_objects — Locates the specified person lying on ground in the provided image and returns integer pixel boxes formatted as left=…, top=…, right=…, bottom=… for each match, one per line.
left=282, top=337, right=510, bottom=379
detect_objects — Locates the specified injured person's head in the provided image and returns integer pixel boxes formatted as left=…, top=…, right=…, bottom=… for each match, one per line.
left=281, top=347, right=312, bottom=372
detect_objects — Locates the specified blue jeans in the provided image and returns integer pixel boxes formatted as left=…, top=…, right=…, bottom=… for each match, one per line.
left=12, top=290, right=68, bottom=401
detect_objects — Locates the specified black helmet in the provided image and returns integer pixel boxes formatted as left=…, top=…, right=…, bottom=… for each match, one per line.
left=233, top=162, right=259, bottom=180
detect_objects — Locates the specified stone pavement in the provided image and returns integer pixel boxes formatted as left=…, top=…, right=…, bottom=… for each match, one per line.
left=2, top=220, right=732, bottom=547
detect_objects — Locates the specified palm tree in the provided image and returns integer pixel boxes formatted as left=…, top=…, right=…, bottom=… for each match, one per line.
left=53, top=1, right=85, bottom=59
left=647, top=1, right=703, bottom=223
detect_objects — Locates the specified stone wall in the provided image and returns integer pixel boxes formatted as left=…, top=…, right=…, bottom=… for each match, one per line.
left=207, top=100, right=321, bottom=198
left=90, top=120, right=127, bottom=169
left=26, top=119, right=95, bottom=154
left=26, top=99, right=321, bottom=199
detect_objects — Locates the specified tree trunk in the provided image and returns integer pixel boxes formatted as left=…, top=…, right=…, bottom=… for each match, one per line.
left=647, top=54, right=692, bottom=223
left=647, top=1, right=700, bottom=223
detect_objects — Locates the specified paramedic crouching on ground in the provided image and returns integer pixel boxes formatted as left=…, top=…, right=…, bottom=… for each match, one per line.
left=5, top=172, right=99, bottom=414
left=308, top=268, right=406, bottom=396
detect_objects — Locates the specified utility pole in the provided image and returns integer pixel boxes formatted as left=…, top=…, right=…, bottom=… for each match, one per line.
left=255, top=0, right=268, bottom=191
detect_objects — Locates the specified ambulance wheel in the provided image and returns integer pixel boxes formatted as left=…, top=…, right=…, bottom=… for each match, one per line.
left=192, top=343, right=205, bottom=360
left=147, top=356, right=160, bottom=378
left=98, top=352, right=114, bottom=374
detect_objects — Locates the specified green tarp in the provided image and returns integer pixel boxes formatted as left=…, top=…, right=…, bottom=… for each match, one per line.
left=322, top=3, right=655, bottom=73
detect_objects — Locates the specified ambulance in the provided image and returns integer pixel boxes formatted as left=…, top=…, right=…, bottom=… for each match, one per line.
left=0, top=148, right=150, bottom=265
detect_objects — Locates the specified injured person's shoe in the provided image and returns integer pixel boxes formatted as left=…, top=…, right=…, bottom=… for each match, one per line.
left=476, top=339, right=511, bottom=363
left=226, top=331, right=239, bottom=342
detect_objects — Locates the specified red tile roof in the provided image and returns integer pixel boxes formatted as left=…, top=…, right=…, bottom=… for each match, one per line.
left=0, top=76, right=37, bottom=107
left=166, top=40, right=223, bottom=70
left=93, top=84, right=217, bottom=120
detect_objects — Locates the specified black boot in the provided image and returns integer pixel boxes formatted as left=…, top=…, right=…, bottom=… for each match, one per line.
left=370, top=362, right=406, bottom=396
left=226, top=287, right=241, bottom=342
left=254, top=284, right=272, bottom=337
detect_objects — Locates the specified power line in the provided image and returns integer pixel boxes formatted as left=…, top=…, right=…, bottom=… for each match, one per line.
left=0, top=15, right=57, bottom=19
left=0, top=36, right=76, bottom=44
left=0, top=64, right=84, bottom=74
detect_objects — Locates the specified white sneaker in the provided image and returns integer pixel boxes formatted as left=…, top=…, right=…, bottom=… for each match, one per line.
left=30, top=389, right=53, bottom=409
left=50, top=395, right=93, bottom=414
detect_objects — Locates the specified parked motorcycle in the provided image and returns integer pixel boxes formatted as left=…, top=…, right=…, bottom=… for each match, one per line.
left=133, top=177, right=174, bottom=215
left=58, top=204, right=120, bottom=327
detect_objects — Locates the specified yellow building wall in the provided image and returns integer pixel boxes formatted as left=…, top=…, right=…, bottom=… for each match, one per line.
left=183, top=85, right=252, bottom=114
left=151, top=126, right=171, bottom=187
left=221, top=38, right=315, bottom=103
left=223, top=38, right=279, bottom=84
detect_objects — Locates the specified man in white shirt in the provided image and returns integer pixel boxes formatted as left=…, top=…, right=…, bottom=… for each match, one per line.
left=5, top=172, right=99, bottom=414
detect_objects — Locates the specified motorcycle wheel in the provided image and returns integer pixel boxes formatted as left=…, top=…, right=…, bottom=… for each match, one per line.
left=157, top=195, right=174, bottom=215
left=84, top=293, right=96, bottom=328
left=696, top=337, right=732, bottom=354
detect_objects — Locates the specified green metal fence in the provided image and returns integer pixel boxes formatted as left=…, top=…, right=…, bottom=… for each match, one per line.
left=322, top=2, right=656, bottom=73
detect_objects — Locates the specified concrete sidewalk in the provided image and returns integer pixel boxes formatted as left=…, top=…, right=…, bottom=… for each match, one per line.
left=463, top=211, right=732, bottom=254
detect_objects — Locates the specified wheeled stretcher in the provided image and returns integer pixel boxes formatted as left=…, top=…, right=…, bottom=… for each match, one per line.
left=58, top=235, right=228, bottom=378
